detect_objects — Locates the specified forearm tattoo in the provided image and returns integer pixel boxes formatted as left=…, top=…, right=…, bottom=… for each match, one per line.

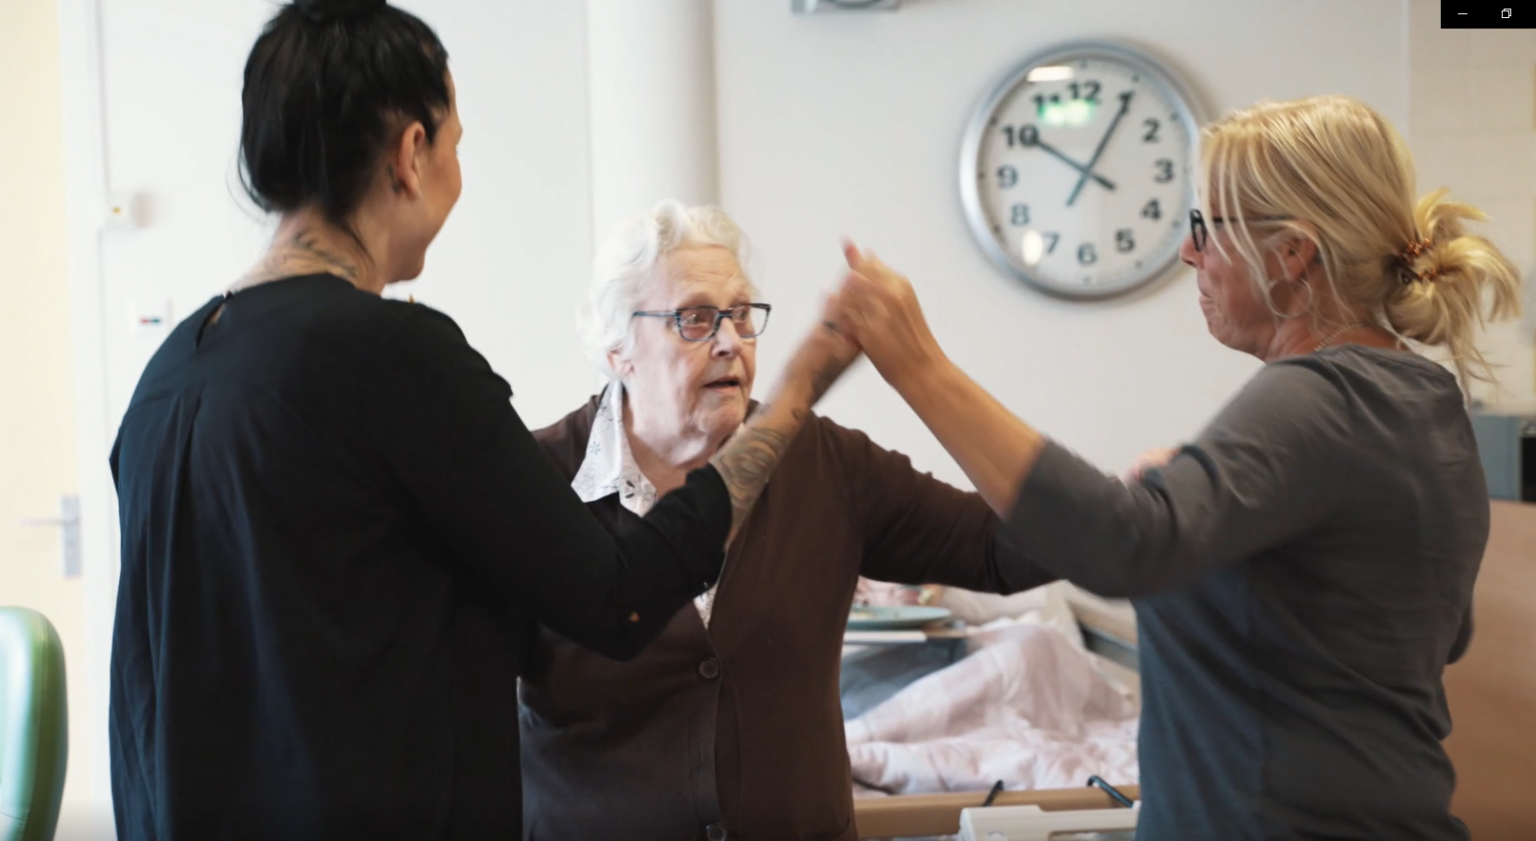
left=709, top=339, right=851, bottom=535
left=807, top=349, right=846, bottom=407
left=711, top=411, right=799, bottom=536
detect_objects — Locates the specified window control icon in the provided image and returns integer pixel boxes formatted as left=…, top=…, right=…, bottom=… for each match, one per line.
left=1443, top=3, right=1529, bottom=28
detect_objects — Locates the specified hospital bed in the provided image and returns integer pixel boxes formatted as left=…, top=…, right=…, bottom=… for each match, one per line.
left=846, top=588, right=1142, bottom=840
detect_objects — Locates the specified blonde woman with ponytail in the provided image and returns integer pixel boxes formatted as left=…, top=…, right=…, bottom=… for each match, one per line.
left=830, top=95, right=1518, bottom=840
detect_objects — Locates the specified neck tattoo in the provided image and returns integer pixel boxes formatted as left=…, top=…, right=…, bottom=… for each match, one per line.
left=228, top=228, right=363, bottom=297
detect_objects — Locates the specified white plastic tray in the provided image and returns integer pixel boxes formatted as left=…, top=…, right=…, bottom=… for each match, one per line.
left=958, top=803, right=1137, bottom=840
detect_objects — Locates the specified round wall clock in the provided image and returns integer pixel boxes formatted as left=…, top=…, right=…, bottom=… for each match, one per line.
left=959, top=42, right=1202, bottom=301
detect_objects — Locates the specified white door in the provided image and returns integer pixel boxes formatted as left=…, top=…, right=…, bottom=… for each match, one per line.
left=0, top=0, right=94, bottom=832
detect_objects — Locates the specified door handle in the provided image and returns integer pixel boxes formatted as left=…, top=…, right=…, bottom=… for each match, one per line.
left=19, top=495, right=82, bottom=579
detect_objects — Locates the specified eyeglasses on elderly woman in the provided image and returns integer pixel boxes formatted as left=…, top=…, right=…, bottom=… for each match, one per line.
left=631, top=303, right=773, bottom=342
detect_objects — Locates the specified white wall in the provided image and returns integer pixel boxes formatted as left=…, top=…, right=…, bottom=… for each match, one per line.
left=585, top=0, right=721, bottom=245
left=89, top=0, right=599, bottom=434
left=715, top=0, right=1409, bottom=484
left=1407, top=0, right=1536, bottom=410
left=388, top=1, right=601, bottom=425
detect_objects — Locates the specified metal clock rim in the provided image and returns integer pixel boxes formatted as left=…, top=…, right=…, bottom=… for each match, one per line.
left=958, top=40, right=1206, bottom=302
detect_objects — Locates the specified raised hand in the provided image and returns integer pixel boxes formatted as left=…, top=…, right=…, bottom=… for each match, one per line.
left=831, top=241, right=947, bottom=390
left=1122, top=447, right=1179, bottom=483
left=787, top=291, right=864, bottom=406
left=830, top=240, right=1045, bottom=516
left=710, top=294, right=861, bottom=539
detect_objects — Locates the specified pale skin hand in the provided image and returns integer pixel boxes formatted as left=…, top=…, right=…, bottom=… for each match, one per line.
left=825, top=244, right=947, bottom=387
left=828, top=241, right=1045, bottom=517
left=1123, top=447, right=1179, bottom=483
left=709, top=295, right=862, bottom=540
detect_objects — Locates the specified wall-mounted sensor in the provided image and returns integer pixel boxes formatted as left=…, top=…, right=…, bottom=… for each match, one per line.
left=129, top=299, right=174, bottom=336
left=104, top=192, right=144, bottom=230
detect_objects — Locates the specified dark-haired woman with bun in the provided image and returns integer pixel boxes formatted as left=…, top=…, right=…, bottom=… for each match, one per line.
left=107, top=2, right=855, bottom=839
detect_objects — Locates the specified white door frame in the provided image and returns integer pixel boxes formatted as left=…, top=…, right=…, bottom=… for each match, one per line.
left=56, top=0, right=121, bottom=820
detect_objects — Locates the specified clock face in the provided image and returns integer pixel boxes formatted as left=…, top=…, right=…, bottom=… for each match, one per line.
left=960, top=44, right=1200, bottom=300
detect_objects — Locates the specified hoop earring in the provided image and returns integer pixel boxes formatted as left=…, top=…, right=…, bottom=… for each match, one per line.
left=1268, top=277, right=1314, bottom=319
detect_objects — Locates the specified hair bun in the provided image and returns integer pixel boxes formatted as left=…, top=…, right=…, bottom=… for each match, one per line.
left=294, top=0, right=386, bottom=23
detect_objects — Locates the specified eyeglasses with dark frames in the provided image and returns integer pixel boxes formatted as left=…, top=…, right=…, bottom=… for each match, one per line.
left=1188, top=209, right=1294, bottom=252
left=631, top=303, right=773, bottom=342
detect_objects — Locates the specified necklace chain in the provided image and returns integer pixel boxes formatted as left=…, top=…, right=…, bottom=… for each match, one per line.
left=1312, top=322, right=1371, bottom=353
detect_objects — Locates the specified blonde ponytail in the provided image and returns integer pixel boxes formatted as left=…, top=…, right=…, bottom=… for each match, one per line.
left=1199, top=96, right=1522, bottom=389
left=1383, top=189, right=1521, bottom=385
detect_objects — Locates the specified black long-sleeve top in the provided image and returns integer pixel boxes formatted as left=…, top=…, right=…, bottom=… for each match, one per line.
left=108, top=274, right=731, bottom=840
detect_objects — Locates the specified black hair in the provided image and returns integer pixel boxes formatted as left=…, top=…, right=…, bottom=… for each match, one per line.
left=239, top=0, right=450, bottom=237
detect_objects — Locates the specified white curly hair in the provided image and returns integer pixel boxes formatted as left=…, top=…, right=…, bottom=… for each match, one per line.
left=577, top=200, right=759, bottom=379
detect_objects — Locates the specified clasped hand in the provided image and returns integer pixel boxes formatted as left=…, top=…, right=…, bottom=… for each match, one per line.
left=772, top=239, right=945, bottom=407
left=818, top=240, right=948, bottom=392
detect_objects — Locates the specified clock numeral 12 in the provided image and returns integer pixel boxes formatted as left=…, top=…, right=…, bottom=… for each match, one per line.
left=1033, top=81, right=1101, bottom=115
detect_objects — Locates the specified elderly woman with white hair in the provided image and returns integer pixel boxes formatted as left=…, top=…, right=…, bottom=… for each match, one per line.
left=516, top=201, right=1055, bottom=841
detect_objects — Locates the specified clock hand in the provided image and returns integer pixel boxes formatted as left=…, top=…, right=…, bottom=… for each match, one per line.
left=1026, top=138, right=1116, bottom=190
left=1066, top=90, right=1133, bottom=208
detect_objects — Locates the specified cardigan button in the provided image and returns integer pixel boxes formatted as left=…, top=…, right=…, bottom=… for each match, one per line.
left=697, top=658, right=721, bottom=681
left=705, top=823, right=728, bottom=841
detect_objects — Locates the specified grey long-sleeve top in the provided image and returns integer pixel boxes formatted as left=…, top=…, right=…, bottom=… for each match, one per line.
left=1005, top=346, right=1487, bottom=841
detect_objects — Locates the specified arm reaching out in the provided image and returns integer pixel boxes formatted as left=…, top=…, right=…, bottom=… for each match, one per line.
left=712, top=294, right=862, bottom=540
left=828, top=243, right=1351, bottom=599
left=1123, top=447, right=1180, bottom=483
left=829, top=242, right=1044, bottom=517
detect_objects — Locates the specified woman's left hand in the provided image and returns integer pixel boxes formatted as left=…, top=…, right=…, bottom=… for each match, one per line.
left=775, top=290, right=864, bottom=407
left=1122, top=447, right=1180, bottom=483
left=831, top=241, right=947, bottom=390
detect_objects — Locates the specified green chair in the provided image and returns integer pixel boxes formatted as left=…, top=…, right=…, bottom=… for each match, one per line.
left=0, top=607, right=68, bottom=841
